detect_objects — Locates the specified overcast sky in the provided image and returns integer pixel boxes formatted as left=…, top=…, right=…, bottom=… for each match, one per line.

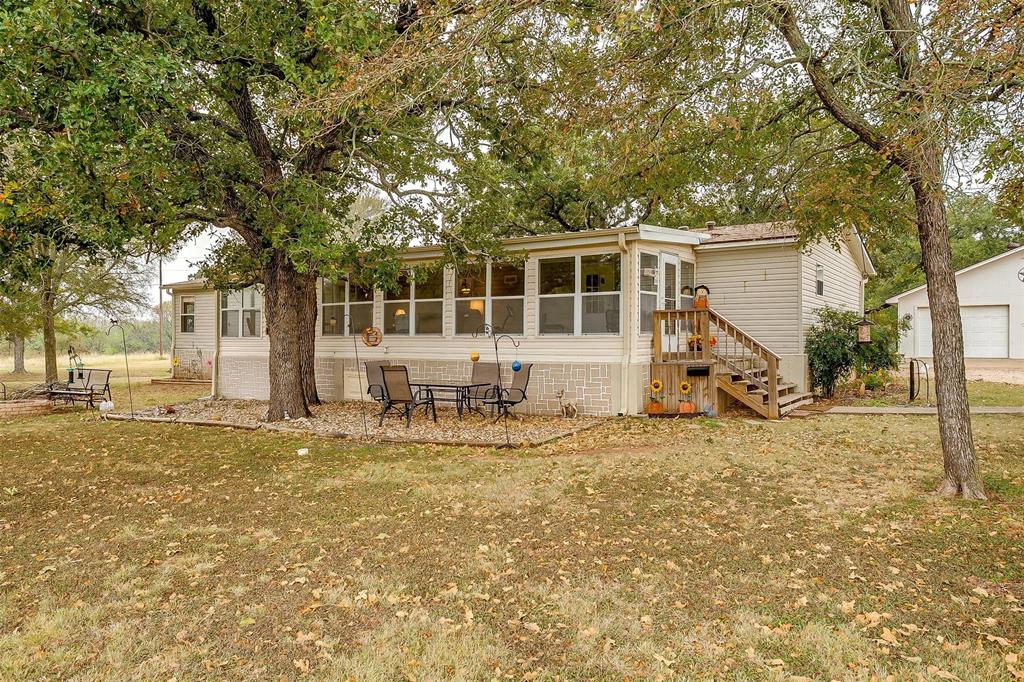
left=152, top=228, right=218, bottom=306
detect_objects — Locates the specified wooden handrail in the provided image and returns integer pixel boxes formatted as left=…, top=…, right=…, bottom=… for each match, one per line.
left=703, top=308, right=781, bottom=361
left=651, top=307, right=781, bottom=361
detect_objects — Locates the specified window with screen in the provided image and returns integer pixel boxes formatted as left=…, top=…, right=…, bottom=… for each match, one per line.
left=180, top=297, right=195, bottom=333
left=221, top=286, right=262, bottom=338
left=539, top=254, right=621, bottom=335
left=322, top=280, right=374, bottom=336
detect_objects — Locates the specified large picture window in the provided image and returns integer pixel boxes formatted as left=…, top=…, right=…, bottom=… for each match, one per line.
left=538, top=253, right=621, bottom=335
left=321, top=280, right=374, bottom=336
left=384, top=268, right=444, bottom=335
left=221, top=286, right=262, bottom=338
left=180, top=297, right=195, bottom=333
left=455, top=262, right=526, bottom=335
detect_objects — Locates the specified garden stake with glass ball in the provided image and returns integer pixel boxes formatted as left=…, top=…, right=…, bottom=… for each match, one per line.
left=473, top=323, right=520, bottom=449
left=107, top=320, right=134, bottom=419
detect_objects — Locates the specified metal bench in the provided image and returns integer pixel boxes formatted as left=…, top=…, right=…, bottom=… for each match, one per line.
left=47, top=369, right=112, bottom=408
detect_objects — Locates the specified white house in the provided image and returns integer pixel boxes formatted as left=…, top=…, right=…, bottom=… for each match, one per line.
left=165, top=221, right=873, bottom=417
left=887, top=245, right=1024, bottom=360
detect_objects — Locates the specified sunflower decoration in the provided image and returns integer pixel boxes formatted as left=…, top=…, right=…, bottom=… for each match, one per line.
left=648, top=378, right=664, bottom=402
left=679, top=380, right=692, bottom=396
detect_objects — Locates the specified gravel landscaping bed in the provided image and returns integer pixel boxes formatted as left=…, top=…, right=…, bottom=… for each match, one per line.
left=136, top=398, right=599, bottom=446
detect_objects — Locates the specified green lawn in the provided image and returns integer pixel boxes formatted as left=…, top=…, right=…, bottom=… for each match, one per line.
left=1, top=383, right=1022, bottom=679
left=1, top=353, right=204, bottom=409
left=847, top=378, right=1024, bottom=407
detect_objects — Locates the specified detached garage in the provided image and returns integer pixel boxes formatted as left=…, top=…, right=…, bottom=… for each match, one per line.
left=887, top=246, right=1024, bottom=360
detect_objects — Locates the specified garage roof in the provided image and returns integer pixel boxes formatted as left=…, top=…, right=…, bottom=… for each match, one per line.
left=885, top=245, right=1024, bottom=304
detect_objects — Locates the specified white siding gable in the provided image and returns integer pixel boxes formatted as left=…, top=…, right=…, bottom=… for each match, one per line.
left=695, top=244, right=802, bottom=355
left=800, top=237, right=865, bottom=350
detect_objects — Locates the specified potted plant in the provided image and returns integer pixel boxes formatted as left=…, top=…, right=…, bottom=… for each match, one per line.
left=678, top=380, right=697, bottom=414
left=646, top=379, right=665, bottom=414
left=687, top=335, right=718, bottom=352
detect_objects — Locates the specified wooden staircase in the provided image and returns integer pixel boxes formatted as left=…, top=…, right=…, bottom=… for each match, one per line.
left=716, top=361, right=813, bottom=418
left=652, top=307, right=813, bottom=419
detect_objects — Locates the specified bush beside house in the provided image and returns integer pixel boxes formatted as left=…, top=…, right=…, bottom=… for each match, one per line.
left=805, top=307, right=906, bottom=397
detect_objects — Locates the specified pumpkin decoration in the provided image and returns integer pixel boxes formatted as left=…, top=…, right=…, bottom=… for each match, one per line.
left=646, top=379, right=664, bottom=414
left=678, top=380, right=697, bottom=414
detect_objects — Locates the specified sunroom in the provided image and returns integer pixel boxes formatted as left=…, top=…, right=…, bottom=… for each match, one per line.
left=210, top=225, right=706, bottom=415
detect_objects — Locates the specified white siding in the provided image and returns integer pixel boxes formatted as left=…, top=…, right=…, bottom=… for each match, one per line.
left=800, top=237, right=865, bottom=348
left=695, top=244, right=802, bottom=355
left=170, top=289, right=217, bottom=378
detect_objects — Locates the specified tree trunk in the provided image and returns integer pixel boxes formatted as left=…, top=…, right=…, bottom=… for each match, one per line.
left=910, top=158, right=985, bottom=500
left=299, top=274, right=320, bottom=406
left=11, top=335, right=26, bottom=374
left=262, top=254, right=312, bottom=421
left=41, top=269, right=58, bottom=384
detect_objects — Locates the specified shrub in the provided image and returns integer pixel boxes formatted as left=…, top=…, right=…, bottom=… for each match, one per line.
left=805, top=307, right=906, bottom=397
left=862, top=369, right=890, bottom=391
left=805, top=308, right=859, bottom=397
left=852, top=310, right=908, bottom=376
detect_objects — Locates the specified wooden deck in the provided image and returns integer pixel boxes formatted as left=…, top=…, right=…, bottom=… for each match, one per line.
left=651, top=308, right=812, bottom=419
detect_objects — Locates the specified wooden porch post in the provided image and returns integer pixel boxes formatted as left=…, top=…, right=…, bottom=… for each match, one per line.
left=700, top=310, right=711, bottom=362
left=653, top=312, right=662, bottom=361
left=767, top=355, right=780, bottom=419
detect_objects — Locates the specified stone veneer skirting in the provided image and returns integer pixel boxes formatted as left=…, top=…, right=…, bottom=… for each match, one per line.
left=217, top=354, right=623, bottom=416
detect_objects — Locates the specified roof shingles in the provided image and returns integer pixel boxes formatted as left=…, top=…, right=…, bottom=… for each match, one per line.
left=699, top=221, right=798, bottom=244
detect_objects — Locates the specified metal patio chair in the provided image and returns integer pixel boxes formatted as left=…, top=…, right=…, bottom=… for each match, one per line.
left=379, top=365, right=437, bottom=428
left=467, top=361, right=500, bottom=412
left=47, top=369, right=112, bottom=408
left=363, top=360, right=391, bottom=405
left=484, top=363, right=532, bottom=421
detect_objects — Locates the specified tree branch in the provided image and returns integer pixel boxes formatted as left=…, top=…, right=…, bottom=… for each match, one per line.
left=764, top=1, right=900, bottom=164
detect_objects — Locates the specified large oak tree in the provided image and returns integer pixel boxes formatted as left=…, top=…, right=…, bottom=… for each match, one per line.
left=2, top=0, right=514, bottom=420
left=502, top=0, right=1022, bottom=499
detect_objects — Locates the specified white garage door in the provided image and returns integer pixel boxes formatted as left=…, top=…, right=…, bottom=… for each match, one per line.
left=917, top=305, right=1009, bottom=358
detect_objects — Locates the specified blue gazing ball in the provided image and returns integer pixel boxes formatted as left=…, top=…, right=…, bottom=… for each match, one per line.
left=511, top=360, right=522, bottom=372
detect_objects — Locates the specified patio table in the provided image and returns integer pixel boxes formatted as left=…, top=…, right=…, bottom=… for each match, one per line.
left=410, top=381, right=492, bottom=419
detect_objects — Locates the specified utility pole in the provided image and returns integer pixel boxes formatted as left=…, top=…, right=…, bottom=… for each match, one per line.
left=158, top=257, right=164, bottom=358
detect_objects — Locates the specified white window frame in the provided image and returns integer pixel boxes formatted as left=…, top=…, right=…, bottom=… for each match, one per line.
left=321, top=279, right=374, bottom=336
left=220, top=286, right=263, bottom=339
left=384, top=270, right=443, bottom=336
left=815, top=264, right=825, bottom=296
left=537, top=253, right=622, bottom=336
left=679, top=259, right=696, bottom=306
left=639, top=251, right=660, bottom=336
left=455, top=262, right=526, bottom=336
left=179, top=296, right=196, bottom=334
left=639, top=251, right=696, bottom=335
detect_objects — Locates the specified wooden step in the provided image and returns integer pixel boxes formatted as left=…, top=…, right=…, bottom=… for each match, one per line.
left=778, top=391, right=812, bottom=405
left=779, top=392, right=814, bottom=409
